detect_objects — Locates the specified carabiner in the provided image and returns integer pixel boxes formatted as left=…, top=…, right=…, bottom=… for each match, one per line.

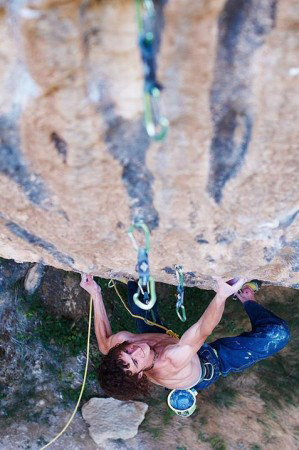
left=175, top=265, right=184, bottom=287
left=128, top=221, right=156, bottom=310
left=135, top=0, right=155, bottom=34
left=176, top=303, right=186, bottom=322
left=175, top=265, right=186, bottom=322
left=128, top=222, right=151, bottom=253
left=133, top=276, right=157, bottom=310
left=144, top=89, right=169, bottom=141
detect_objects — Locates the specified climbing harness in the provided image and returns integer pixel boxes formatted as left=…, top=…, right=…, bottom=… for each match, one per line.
left=108, top=278, right=179, bottom=339
left=174, top=265, right=186, bottom=322
left=40, top=294, right=93, bottom=450
left=128, top=221, right=157, bottom=310
left=135, top=0, right=169, bottom=140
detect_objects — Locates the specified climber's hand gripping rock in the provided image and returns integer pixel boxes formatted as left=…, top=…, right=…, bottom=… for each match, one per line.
left=80, top=273, right=101, bottom=296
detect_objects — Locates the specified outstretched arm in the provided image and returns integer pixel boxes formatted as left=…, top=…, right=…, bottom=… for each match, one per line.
left=180, top=278, right=245, bottom=346
left=165, top=278, right=245, bottom=367
left=80, top=274, right=113, bottom=354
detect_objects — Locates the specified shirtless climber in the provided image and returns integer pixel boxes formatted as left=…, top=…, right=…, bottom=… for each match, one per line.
left=80, top=275, right=290, bottom=401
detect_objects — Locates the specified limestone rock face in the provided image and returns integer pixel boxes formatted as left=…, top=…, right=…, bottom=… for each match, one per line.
left=39, top=266, right=90, bottom=319
left=0, top=0, right=298, bottom=288
left=82, top=397, right=148, bottom=445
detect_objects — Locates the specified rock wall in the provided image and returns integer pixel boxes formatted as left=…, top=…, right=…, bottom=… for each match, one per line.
left=0, top=0, right=298, bottom=288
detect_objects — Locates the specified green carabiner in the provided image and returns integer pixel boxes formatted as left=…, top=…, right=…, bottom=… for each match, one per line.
left=176, top=304, right=186, bottom=322
left=175, top=265, right=184, bottom=287
left=135, top=0, right=169, bottom=141
left=144, top=90, right=169, bottom=141
left=128, top=221, right=151, bottom=253
left=135, top=0, right=155, bottom=34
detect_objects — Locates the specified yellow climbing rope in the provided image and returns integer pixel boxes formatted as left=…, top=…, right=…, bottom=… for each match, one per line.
left=40, top=294, right=93, bottom=450
left=108, top=279, right=180, bottom=339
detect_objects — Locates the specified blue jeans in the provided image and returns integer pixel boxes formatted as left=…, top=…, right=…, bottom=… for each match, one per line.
left=128, top=283, right=290, bottom=390
left=194, top=301, right=290, bottom=390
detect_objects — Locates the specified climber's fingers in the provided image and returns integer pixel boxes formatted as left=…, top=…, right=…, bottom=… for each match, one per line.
left=80, top=273, right=94, bottom=288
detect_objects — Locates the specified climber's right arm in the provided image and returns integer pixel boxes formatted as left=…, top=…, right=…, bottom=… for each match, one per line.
left=80, top=274, right=135, bottom=354
left=80, top=274, right=113, bottom=354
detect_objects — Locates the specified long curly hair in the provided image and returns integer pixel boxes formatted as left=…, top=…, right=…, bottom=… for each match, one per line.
left=97, top=341, right=150, bottom=401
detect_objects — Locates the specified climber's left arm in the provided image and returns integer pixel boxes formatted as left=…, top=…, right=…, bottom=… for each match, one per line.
left=164, top=277, right=245, bottom=368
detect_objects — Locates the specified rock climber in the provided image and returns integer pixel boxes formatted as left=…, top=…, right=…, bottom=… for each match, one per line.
left=80, top=275, right=290, bottom=401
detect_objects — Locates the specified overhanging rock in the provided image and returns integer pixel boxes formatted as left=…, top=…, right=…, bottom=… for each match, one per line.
left=0, top=0, right=298, bottom=289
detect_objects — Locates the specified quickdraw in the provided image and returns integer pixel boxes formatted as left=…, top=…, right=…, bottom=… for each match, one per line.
left=175, top=265, right=186, bottom=322
left=128, top=221, right=157, bottom=310
left=108, top=279, right=179, bottom=339
left=135, top=0, right=169, bottom=140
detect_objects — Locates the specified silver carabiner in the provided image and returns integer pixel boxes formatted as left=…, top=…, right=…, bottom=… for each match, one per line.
left=203, top=362, right=215, bottom=381
left=175, top=265, right=186, bottom=322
